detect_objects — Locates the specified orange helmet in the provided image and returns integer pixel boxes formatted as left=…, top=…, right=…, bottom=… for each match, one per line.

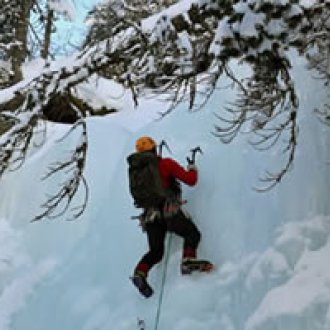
left=135, top=136, right=156, bottom=153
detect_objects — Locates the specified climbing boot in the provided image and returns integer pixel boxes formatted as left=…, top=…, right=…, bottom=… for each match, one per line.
left=131, top=272, right=153, bottom=298
left=181, top=258, right=214, bottom=275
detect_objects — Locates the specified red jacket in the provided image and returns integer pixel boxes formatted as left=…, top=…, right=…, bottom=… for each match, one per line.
left=157, top=157, right=197, bottom=189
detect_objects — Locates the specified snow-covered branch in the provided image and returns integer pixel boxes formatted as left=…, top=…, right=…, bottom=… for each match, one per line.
left=0, top=0, right=328, bottom=220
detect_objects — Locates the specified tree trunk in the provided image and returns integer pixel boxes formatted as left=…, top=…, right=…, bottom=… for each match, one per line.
left=41, top=8, right=54, bottom=60
left=11, top=0, right=35, bottom=83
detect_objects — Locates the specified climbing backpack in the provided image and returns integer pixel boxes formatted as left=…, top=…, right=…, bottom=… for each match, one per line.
left=127, top=151, right=167, bottom=209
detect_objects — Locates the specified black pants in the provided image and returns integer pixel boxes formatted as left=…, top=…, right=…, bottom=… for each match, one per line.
left=136, top=209, right=201, bottom=273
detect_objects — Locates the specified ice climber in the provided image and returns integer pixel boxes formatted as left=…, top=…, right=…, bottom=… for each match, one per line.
left=127, top=136, right=213, bottom=298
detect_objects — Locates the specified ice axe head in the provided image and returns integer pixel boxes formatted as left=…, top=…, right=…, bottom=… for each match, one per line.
left=158, top=140, right=172, bottom=156
left=188, top=146, right=203, bottom=164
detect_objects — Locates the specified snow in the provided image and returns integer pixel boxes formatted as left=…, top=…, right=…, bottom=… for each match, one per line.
left=209, top=18, right=233, bottom=56
left=239, top=11, right=265, bottom=38
left=74, top=74, right=134, bottom=112
left=142, top=0, right=199, bottom=31
left=246, top=217, right=330, bottom=330
left=300, top=0, right=318, bottom=9
left=266, top=18, right=286, bottom=38
left=0, top=50, right=329, bottom=330
left=48, top=0, right=76, bottom=21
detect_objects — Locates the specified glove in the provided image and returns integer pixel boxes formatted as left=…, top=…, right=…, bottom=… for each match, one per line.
left=186, top=155, right=198, bottom=171
left=187, top=163, right=198, bottom=171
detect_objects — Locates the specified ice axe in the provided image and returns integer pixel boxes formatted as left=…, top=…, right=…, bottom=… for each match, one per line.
left=158, top=140, right=172, bottom=156
left=187, top=146, right=203, bottom=165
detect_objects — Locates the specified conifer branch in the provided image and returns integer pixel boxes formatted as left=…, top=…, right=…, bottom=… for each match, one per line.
left=32, top=120, right=89, bottom=221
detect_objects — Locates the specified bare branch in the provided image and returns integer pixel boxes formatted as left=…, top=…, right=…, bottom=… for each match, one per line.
left=0, top=109, right=41, bottom=177
left=32, top=120, right=89, bottom=221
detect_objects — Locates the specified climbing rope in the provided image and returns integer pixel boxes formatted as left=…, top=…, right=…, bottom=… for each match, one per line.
left=154, top=233, right=173, bottom=330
